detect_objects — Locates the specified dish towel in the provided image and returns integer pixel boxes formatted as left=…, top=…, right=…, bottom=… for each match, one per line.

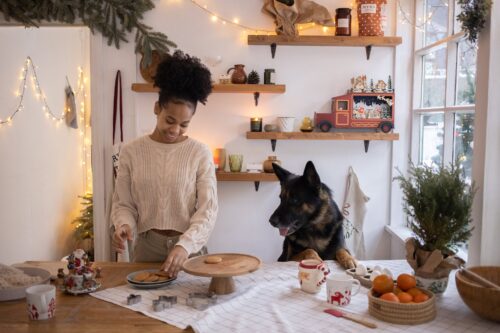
left=342, top=166, right=369, bottom=259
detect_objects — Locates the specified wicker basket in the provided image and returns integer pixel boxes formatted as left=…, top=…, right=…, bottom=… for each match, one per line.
left=368, top=289, right=436, bottom=324
left=455, top=266, right=500, bottom=322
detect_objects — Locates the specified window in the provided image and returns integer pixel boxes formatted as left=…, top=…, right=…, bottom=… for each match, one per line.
left=412, top=0, right=476, bottom=183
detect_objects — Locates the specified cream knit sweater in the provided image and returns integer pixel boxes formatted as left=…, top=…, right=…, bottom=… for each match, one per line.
left=111, top=135, right=218, bottom=254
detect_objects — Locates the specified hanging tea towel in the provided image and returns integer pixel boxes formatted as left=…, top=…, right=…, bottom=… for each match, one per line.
left=342, top=166, right=369, bottom=259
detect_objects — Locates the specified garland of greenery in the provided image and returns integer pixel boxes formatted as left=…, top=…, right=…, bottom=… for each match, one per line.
left=457, top=0, right=493, bottom=44
left=0, top=0, right=176, bottom=67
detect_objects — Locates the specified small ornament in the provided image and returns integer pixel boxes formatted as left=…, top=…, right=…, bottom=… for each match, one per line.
left=300, top=117, right=314, bottom=132
left=95, top=267, right=102, bottom=278
left=247, top=70, right=260, bottom=84
left=387, top=75, right=393, bottom=92
left=370, top=79, right=374, bottom=92
left=351, top=75, right=367, bottom=92
left=374, top=80, right=387, bottom=93
left=57, top=268, right=65, bottom=279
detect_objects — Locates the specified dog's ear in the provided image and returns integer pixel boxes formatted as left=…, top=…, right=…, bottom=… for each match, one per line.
left=303, top=161, right=321, bottom=188
left=273, top=163, right=291, bottom=183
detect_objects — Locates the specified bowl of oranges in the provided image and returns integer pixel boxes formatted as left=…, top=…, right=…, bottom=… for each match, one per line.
left=368, top=273, right=436, bottom=324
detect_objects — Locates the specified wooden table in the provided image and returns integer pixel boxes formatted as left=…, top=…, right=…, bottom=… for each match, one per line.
left=0, top=261, right=191, bottom=333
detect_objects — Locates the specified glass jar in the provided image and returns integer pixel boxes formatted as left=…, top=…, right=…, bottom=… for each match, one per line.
left=335, top=8, right=352, bottom=36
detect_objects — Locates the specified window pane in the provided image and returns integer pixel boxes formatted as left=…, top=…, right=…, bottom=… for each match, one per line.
left=424, top=0, right=448, bottom=45
left=422, top=47, right=447, bottom=108
left=454, top=113, right=474, bottom=183
left=455, top=41, right=477, bottom=105
left=419, top=113, right=444, bottom=166
left=454, top=0, right=462, bottom=34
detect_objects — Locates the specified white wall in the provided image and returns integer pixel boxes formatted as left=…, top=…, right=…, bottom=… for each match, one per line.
left=0, top=27, right=90, bottom=264
left=92, top=0, right=400, bottom=262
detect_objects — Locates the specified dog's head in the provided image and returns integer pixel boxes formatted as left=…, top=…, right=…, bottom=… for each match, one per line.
left=269, top=161, right=326, bottom=236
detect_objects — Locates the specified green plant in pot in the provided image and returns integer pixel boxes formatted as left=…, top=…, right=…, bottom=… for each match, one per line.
left=394, top=161, right=476, bottom=294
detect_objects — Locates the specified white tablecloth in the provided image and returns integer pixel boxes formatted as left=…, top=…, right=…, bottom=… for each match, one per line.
left=91, top=260, right=499, bottom=333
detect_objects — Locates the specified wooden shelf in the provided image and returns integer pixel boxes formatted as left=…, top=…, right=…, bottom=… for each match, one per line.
left=246, top=131, right=399, bottom=153
left=216, top=171, right=278, bottom=191
left=247, top=35, right=402, bottom=60
left=131, top=83, right=285, bottom=106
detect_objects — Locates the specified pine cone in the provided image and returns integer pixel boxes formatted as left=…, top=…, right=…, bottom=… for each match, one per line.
left=247, top=70, right=260, bottom=84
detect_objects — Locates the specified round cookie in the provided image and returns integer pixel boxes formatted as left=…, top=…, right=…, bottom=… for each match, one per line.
left=134, top=272, right=151, bottom=282
left=204, top=256, right=222, bottom=264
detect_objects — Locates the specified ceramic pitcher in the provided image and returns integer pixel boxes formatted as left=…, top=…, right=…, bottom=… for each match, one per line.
left=227, top=64, right=247, bottom=84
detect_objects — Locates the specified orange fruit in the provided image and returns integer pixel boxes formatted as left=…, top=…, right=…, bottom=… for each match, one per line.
left=397, top=273, right=417, bottom=291
left=380, top=292, right=400, bottom=302
left=407, top=287, right=423, bottom=298
left=393, top=286, right=403, bottom=295
left=373, top=274, right=394, bottom=294
left=414, top=293, right=430, bottom=303
left=397, top=292, right=413, bottom=303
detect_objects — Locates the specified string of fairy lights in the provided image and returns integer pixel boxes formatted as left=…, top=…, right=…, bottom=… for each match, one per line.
left=1, top=56, right=92, bottom=193
left=190, top=0, right=447, bottom=35
left=189, top=0, right=343, bottom=34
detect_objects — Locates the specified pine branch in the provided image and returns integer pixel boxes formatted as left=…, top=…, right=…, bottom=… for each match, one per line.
left=0, top=0, right=177, bottom=67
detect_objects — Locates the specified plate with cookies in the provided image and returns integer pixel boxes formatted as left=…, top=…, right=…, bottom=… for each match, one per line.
left=126, top=269, right=176, bottom=289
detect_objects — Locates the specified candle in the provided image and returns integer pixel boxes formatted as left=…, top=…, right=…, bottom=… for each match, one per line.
left=250, top=117, right=263, bottom=132
left=213, top=148, right=226, bottom=171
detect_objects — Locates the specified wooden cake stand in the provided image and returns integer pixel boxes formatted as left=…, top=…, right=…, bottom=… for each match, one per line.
left=182, top=253, right=261, bottom=295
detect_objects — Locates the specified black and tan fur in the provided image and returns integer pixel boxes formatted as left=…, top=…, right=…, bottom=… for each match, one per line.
left=269, top=161, right=356, bottom=269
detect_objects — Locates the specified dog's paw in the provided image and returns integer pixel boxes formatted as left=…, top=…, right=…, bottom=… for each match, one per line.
left=336, top=248, right=357, bottom=269
left=291, top=249, right=322, bottom=262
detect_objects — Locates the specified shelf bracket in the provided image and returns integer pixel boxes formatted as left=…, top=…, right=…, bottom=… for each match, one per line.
left=253, top=92, right=260, bottom=106
left=365, top=45, right=373, bottom=60
left=364, top=140, right=370, bottom=153
left=270, top=43, right=277, bottom=58
left=254, top=181, right=260, bottom=191
left=270, top=139, right=277, bottom=152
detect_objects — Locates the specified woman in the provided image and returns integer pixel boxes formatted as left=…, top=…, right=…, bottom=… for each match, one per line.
left=111, top=51, right=218, bottom=278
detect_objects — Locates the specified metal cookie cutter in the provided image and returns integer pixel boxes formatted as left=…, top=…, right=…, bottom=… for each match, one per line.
left=186, top=292, right=217, bottom=310
left=127, top=294, right=142, bottom=305
left=152, top=295, right=177, bottom=312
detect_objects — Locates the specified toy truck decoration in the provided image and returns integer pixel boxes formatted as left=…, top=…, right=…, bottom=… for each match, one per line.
left=314, top=92, right=394, bottom=133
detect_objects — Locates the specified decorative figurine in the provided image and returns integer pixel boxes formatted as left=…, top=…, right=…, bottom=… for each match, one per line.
left=370, top=79, right=374, bottom=93
left=374, top=80, right=387, bottom=93
left=63, top=249, right=101, bottom=295
left=387, top=75, right=393, bottom=92
left=351, top=75, right=367, bottom=92
left=300, top=117, right=314, bottom=132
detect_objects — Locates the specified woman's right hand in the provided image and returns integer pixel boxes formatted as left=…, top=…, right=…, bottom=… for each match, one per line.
left=112, top=224, right=133, bottom=253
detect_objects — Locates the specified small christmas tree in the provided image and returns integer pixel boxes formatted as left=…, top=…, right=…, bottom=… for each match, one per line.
left=71, top=193, right=94, bottom=260
left=370, top=79, right=374, bottom=92
left=387, top=75, right=393, bottom=92
left=247, top=70, right=260, bottom=84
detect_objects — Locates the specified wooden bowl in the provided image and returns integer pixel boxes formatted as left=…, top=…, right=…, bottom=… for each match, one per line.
left=455, top=266, right=500, bottom=322
left=368, top=289, right=436, bottom=324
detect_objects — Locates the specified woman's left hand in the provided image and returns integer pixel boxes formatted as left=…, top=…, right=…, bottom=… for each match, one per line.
left=161, top=245, right=188, bottom=278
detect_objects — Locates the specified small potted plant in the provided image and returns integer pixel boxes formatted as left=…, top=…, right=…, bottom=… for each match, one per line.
left=394, top=161, right=476, bottom=294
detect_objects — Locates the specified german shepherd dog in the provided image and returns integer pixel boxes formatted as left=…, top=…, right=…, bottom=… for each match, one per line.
left=269, top=161, right=356, bottom=269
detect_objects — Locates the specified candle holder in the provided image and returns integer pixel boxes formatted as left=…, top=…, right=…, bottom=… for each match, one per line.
left=250, top=117, right=263, bottom=132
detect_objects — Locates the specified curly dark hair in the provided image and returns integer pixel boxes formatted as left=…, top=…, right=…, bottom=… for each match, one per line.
left=154, top=50, right=212, bottom=109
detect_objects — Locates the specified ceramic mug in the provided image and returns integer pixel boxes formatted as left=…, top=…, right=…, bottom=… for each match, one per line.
left=298, top=259, right=330, bottom=294
left=228, top=154, right=243, bottom=172
left=26, top=284, right=56, bottom=320
left=326, top=273, right=361, bottom=306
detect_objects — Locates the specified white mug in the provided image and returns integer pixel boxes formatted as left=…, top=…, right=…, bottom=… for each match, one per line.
left=298, top=259, right=330, bottom=294
left=26, top=284, right=56, bottom=320
left=326, top=273, right=361, bottom=306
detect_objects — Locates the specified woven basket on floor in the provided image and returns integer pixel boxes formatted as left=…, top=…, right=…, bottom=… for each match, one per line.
left=368, top=289, right=436, bottom=324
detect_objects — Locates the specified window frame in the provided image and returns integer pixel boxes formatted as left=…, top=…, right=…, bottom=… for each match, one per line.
left=410, top=0, right=475, bottom=167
